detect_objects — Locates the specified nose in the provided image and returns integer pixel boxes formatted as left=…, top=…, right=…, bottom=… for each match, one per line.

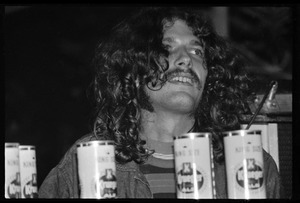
left=174, top=48, right=192, bottom=69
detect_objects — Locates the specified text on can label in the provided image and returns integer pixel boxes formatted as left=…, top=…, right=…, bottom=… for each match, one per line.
left=235, top=145, right=262, bottom=153
left=177, top=162, right=204, bottom=193
left=175, top=149, right=200, bottom=157
left=7, top=160, right=19, bottom=166
left=236, top=159, right=264, bottom=190
left=22, top=161, right=36, bottom=168
left=97, top=156, right=114, bottom=163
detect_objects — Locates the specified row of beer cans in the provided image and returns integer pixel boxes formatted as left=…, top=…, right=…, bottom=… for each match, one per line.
left=77, top=130, right=266, bottom=199
left=5, top=143, right=38, bottom=199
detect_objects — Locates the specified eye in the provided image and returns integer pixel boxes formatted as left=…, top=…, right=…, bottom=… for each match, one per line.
left=191, top=48, right=203, bottom=56
left=163, top=44, right=172, bottom=51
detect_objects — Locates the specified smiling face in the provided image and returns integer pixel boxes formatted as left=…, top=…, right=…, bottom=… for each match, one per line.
left=145, top=19, right=208, bottom=115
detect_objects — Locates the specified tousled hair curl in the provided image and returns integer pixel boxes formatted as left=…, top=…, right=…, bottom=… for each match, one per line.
left=88, top=7, right=253, bottom=164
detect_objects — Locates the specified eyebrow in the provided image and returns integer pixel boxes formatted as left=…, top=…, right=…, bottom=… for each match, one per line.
left=162, top=37, right=202, bottom=46
left=191, top=40, right=202, bottom=46
left=162, top=37, right=174, bottom=43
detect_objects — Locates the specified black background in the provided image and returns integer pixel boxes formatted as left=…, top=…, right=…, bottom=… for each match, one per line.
left=4, top=5, right=295, bottom=198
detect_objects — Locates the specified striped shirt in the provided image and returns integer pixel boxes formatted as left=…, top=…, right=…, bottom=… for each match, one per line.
left=139, top=155, right=177, bottom=198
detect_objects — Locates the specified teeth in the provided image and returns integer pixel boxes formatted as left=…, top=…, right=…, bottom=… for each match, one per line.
left=170, top=76, right=193, bottom=84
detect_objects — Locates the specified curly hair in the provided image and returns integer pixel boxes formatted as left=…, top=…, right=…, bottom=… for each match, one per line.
left=89, top=7, right=253, bottom=164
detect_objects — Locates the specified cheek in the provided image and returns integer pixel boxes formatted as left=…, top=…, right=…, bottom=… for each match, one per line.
left=201, top=70, right=208, bottom=84
left=192, top=57, right=207, bottom=75
left=198, top=62, right=208, bottom=81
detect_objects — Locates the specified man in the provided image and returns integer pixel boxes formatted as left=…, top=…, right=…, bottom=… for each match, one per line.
left=38, top=7, right=282, bottom=198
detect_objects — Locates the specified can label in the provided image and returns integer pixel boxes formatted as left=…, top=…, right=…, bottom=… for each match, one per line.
left=223, top=130, right=266, bottom=199
left=174, top=133, right=214, bottom=199
left=19, top=146, right=38, bottom=198
left=5, top=143, right=21, bottom=199
left=77, top=141, right=117, bottom=199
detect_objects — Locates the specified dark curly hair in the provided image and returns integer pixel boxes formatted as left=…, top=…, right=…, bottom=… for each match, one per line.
left=88, top=7, right=253, bottom=164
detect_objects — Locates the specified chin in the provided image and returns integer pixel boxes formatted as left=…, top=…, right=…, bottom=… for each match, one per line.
left=166, top=95, right=198, bottom=113
left=171, top=91, right=198, bottom=103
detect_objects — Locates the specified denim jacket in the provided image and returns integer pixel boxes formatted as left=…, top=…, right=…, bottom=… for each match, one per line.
left=38, top=134, right=282, bottom=199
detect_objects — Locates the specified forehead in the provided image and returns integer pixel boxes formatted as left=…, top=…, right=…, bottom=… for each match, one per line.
left=163, top=19, right=199, bottom=44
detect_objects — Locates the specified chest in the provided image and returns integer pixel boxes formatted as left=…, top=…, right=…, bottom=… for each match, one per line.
left=139, top=156, right=227, bottom=199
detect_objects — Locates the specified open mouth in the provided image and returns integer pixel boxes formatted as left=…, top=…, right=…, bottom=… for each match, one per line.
left=168, top=76, right=194, bottom=86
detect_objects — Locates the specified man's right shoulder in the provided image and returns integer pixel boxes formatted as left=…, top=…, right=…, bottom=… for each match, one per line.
left=74, top=133, right=98, bottom=145
left=57, top=133, right=96, bottom=167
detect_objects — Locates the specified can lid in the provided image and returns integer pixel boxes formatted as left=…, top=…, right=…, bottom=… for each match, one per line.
left=77, top=140, right=115, bottom=148
left=5, top=142, right=19, bottom=148
left=19, top=145, right=36, bottom=150
left=222, top=129, right=261, bottom=137
left=174, top=132, right=212, bottom=140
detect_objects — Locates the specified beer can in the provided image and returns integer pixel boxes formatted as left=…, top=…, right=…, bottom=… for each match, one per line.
left=19, top=145, right=38, bottom=198
left=77, top=140, right=117, bottom=199
left=5, top=143, right=21, bottom=198
left=174, top=133, right=215, bottom=199
left=223, top=130, right=266, bottom=199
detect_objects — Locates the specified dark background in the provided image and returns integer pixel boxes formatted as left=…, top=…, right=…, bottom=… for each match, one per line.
left=4, top=6, right=294, bottom=198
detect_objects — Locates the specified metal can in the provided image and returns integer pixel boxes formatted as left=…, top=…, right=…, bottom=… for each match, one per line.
left=174, top=133, right=215, bottom=199
left=77, top=140, right=117, bottom=199
left=223, top=130, right=266, bottom=199
left=5, top=143, right=21, bottom=199
left=19, top=145, right=38, bottom=198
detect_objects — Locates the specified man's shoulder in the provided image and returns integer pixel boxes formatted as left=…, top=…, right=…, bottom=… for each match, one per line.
left=57, top=133, right=96, bottom=167
left=56, top=133, right=144, bottom=175
left=262, top=149, right=276, bottom=164
left=69, top=133, right=98, bottom=151
left=262, top=149, right=279, bottom=172
left=75, top=133, right=97, bottom=144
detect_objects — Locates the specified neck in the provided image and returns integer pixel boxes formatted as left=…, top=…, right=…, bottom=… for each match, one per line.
left=140, top=109, right=195, bottom=153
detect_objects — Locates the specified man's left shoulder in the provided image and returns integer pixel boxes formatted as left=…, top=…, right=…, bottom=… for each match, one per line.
left=262, top=149, right=276, bottom=164
left=262, top=149, right=279, bottom=173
